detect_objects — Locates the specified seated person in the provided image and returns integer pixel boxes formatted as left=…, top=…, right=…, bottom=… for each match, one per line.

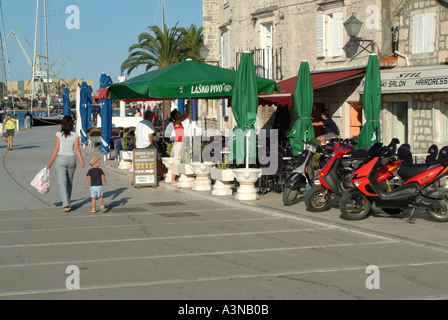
left=312, top=109, right=340, bottom=144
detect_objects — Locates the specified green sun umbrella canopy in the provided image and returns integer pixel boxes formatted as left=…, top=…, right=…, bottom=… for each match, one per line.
left=228, top=52, right=259, bottom=165
left=357, top=54, right=382, bottom=149
left=107, top=59, right=281, bottom=100
left=288, top=61, right=315, bottom=155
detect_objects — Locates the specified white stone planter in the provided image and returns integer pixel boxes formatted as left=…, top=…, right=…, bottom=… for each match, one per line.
left=161, top=157, right=174, bottom=183
left=121, top=151, right=130, bottom=161
left=232, top=168, right=262, bottom=201
left=190, top=162, right=215, bottom=191
left=118, top=150, right=132, bottom=171
left=177, top=163, right=195, bottom=188
left=211, top=168, right=234, bottom=196
left=127, top=151, right=134, bottom=173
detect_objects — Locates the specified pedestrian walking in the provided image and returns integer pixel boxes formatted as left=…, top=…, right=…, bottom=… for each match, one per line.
left=85, top=156, right=107, bottom=213
left=46, top=115, right=85, bottom=212
left=3, top=114, right=16, bottom=150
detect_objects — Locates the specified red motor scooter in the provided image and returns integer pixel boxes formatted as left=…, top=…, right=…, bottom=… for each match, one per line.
left=304, top=141, right=366, bottom=212
left=305, top=140, right=402, bottom=212
left=340, top=143, right=448, bottom=222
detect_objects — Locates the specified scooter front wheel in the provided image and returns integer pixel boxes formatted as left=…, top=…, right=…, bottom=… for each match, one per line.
left=283, top=186, right=300, bottom=206
left=340, top=191, right=371, bottom=220
left=305, top=185, right=331, bottom=212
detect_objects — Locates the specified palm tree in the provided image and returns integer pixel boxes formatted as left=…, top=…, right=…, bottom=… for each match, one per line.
left=121, top=23, right=185, bottom=76
left=178, top=24, right=204, bottom=61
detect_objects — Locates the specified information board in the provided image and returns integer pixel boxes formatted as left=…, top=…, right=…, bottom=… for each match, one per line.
left=133, top=146, right=158, bottom=187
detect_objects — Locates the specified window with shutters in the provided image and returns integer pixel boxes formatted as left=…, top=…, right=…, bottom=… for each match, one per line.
left=411, top=12, right=436, bottom=54
left=219, top=33, right=229, bottom=68
left=316, top=12, right=344, bottom=60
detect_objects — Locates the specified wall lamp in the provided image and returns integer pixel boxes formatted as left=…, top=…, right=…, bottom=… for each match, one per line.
left=343, top=13, right=374, bottom=54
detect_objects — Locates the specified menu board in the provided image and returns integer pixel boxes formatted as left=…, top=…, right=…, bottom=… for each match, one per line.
left=133, top=146, right=158, bottom=187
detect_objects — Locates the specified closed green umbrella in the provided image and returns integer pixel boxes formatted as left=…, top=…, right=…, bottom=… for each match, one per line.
left=107, top=59, right=280, bottom=100
left=357, top=54, right=381, bottom=149
left=227, top=52, right=258, bottom=166
left=288, top=61, right=315, bottom=156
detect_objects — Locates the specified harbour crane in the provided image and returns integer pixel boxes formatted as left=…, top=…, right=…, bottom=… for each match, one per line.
left=0, top=26, right=76, bottom=98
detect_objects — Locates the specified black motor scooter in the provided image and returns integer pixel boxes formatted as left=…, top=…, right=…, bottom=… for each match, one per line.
left=282, top=138, right=324, bottom=205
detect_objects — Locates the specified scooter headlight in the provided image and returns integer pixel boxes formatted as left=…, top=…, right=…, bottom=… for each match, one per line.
left=354, top=181, right=361, bottom=187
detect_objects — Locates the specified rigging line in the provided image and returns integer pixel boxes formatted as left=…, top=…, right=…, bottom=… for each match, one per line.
left=2, top=151, right=52, bottom=207
left=153, top=0, right=160, bottom=26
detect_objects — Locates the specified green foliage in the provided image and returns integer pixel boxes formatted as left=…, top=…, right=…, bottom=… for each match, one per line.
left=312, top=152, right=321, bottom=170
left=166, top=142, right=174, bottom=156
left=122, top=133, right=136, bottom=151
left=121, top=23, right=204, bottom=76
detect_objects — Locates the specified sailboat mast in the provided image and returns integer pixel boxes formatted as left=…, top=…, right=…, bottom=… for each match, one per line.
left=30, top=0, right=39, bottom=112
left=161, top=0, right=164, bottom=29
left=44, top=0, right=50, bottom=116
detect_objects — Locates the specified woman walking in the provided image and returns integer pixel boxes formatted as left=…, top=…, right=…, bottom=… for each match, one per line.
left=3, top=114, right=16, bottom=150
left=46, top=115, right=85, bottom=212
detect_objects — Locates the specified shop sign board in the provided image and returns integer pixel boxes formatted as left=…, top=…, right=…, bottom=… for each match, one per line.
left=359, top=66, right=448, bottom=94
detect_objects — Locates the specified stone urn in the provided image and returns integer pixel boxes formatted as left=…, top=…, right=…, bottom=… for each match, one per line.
left=161, top=157, right=174, bottom=184
left=232, top=168, right=262, bottom=201
left=211, top=168, right=235, bottom=196
left=118, top=150, right=132, bottom=171
left=190, top=162, right=215, bottom=191
left=127, top=151, right=134, bottom=173
left=177, top=163, right=195, bottom=188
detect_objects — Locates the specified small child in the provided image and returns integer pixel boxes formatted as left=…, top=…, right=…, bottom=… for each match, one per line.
left=85, top=156, right=107, bottom=213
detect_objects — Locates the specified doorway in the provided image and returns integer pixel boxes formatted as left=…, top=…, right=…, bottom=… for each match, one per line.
left=349, top=102, right=362, bottom=138
left=391, top=102, right=408, bottom=145
left=311, top=103, right=325, bottom=137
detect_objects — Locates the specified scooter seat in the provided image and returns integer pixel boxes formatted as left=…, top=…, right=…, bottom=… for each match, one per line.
left=398, top=163, right=430, bottom=181
left=398, top=159, right=448, bottom=181
left=340, top=158, right=364, bottom=169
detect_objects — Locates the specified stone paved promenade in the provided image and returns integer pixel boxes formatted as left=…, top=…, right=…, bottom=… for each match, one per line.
left=0, top=125, right=447, bottom=301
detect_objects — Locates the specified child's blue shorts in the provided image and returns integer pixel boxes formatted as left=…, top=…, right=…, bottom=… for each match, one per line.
left=90, top=186, right=104, bottom=198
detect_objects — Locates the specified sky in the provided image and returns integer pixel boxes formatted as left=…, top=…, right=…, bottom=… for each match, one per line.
left=0, top=0, right=203, bottom=91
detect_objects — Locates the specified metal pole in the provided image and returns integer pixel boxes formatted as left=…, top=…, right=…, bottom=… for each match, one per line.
left=44, top=0, right=50, bottom=116
left=30, top=0, right=39, bottom=112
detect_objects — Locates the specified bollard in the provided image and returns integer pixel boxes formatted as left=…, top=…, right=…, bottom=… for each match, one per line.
left=0, top=123, right=3, bottom=134
left=15, top=117, right=19, bottom=132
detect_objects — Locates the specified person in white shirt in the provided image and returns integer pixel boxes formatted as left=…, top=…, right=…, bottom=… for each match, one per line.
left=134, top=110, right=165, bottom=179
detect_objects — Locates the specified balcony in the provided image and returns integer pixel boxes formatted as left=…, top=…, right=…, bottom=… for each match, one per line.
left=236, top=48, right=283, bottom=80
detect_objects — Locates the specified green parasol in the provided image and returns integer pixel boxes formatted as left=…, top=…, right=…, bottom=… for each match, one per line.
left=287, top=61, right=315, bottom=155
left=357, top=54, right=382, bottom=149
left=227, top=52, right=259, bottom=166
left=107, top=59, right=281, bottom=100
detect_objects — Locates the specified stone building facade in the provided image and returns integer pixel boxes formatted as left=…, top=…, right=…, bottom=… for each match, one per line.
left=378, top=0, right=448, bottom=153
left=202, top=0, right=448, bottom=154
